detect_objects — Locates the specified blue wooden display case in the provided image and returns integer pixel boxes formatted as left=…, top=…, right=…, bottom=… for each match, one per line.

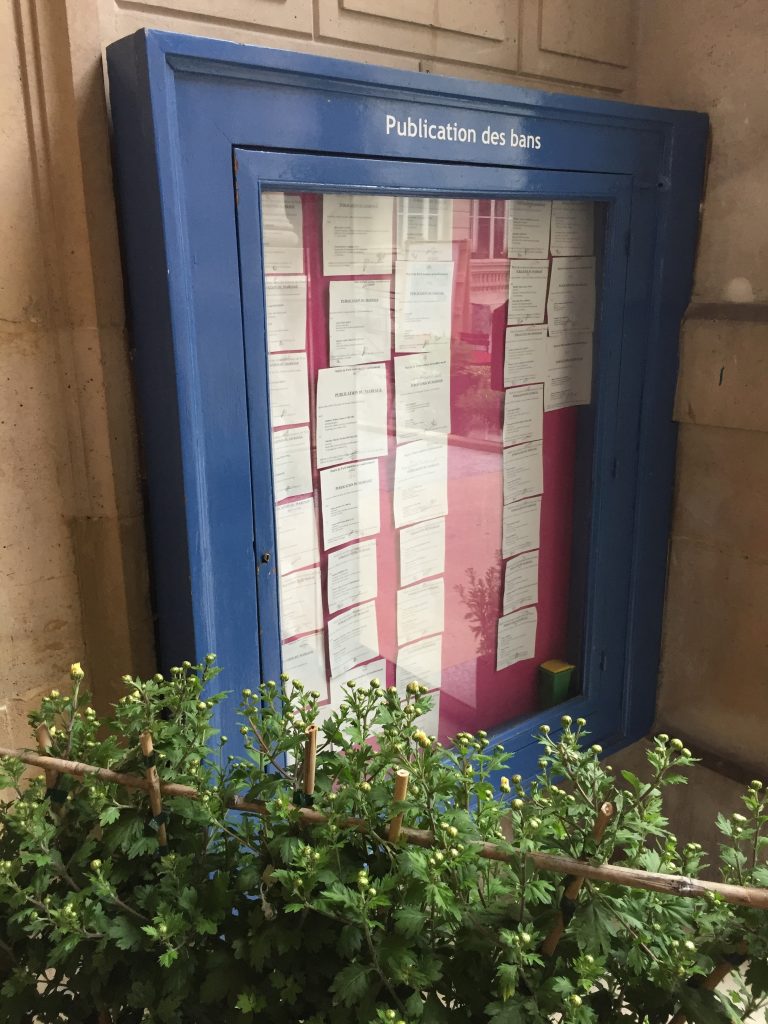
left=107, top=29, right=707, bottom=776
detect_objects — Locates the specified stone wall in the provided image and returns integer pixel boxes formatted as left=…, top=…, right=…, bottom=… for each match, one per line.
left=630, top=0, right=768, bottom=776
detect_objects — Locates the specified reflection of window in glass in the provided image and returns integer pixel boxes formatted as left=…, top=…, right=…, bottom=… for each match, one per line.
left=396, top=196, right=452, bottom=245
left=470, top=199, right=507, bottom=258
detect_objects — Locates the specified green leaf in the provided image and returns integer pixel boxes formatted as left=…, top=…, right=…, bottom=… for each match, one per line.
left=337, top=924, right=362, bottom=958
left=747, top=958, right=768, bottom=999
left=394, top=905, right=427, bottom=939
left=678, top=988, right=732, bottom=1024
left=98, top=805, right=121, bottom=826
left=330, top=963, right=372, bottom=1007
left=106, top=915, right=143, bottom=951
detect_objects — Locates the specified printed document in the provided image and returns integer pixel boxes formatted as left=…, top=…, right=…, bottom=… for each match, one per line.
left=328, top=279, right=392, bottom=367
left=327, top=600, right=379, bottom=678
left=326, top=538, right=378, bottom=615
left=316, top=364, right=388, bottom=469
left=496, top=606, right=538, bottom=671
left=320, top=458, right=380, bottom=550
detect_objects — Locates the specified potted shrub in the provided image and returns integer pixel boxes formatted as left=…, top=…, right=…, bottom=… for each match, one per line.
left=0, top=660, right=766, bottom=1023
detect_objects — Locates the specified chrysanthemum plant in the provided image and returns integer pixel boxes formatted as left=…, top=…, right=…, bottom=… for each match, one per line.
left=0, top=659, right=766, bottom=1023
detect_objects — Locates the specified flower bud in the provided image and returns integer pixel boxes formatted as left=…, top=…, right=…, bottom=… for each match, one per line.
left=50, top=689, right=60, bottom=699
left=561, top=715, right=572, bottom=726
left=90, top=859, right=102, bottom=871
left=500, top=777, right=511, bottom=793
left=70, top=663, right=85, bottom=681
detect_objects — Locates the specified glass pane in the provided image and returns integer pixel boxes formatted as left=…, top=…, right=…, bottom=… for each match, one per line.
left=260, top=189, right=602, bottom=740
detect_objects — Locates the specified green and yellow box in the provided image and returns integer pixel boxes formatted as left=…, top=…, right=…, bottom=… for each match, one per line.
left=538, top=660, right=575, bottom=709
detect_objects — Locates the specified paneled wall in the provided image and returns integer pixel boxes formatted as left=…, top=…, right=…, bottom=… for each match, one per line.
left=0, top=0, right=638, bottom=746
left=630, top=0, right=768, bottom=776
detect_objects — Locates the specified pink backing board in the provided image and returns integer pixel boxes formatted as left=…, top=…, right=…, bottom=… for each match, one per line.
left=272, top=193, right=579, bottom=739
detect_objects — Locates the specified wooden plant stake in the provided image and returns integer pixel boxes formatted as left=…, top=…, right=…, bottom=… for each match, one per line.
left=303, top=724, right=318, bottom=804
left=540, top=801, right=614, bottom=957
left=4, top=745, right=768, bottom=912
left=387, top=769, right=410, bottom=842
left=140, top=731, right=168, bottom=855
left=36, top=723, right=66, bottom=812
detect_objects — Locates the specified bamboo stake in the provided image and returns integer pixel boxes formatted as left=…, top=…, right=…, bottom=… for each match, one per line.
left=540, top=801, right=614, bottom=956
left=35, top=724, right=63, bottom=812
left=2, top=746, right=768, bottom=910
left=387, top=769, right=410, bottom=842
left=303, top=725, right=318, bottom=799
left=139, top=732, right=168, bottom=854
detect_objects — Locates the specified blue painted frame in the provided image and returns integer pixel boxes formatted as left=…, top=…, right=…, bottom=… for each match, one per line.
left=106, top=29, right=708, bottom=771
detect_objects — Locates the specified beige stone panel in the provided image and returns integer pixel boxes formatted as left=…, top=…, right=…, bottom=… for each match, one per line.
left=675, top=318, right=768, bottom=433
left=520, top=0, right=632, bottom=93
left=672, top=424, right=768, bottom=560
left=633, top=0, right=768, bottom=301
left=540, top=0, right=632, bottom=67
left=0, top=327, right=76, bottom=529
left=0, top=3, right=49, bottom=325
left=102, top=2, right=420, bottom=69
left=419, top=59, right=616, bottom=98
left=316, top=0, right=519, bottom=70
left=0, top=571, right=83, bottom=699
left=69, top=512, right=156, bottom=714
left=112, top=0, right=311, bottom=34
left=658, top=537, right=768, bottom=774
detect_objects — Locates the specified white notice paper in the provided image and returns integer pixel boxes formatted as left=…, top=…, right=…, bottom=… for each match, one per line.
left=328, top=279, right=392, bottom=367
left=393, top=436, right=448, bottom=528
left=503, top=384, right=544, bottom=447
left=279, top=566, right=322, bottom=640
left=265, top=276, right=307, bottom=352
left=272, top=427, right=312, bottom=502
left=547, top=257, right=596, bottom=331
left=545, top=330, right=593, bottom=411
left=504, top=325, right=547, bottom=389
left=327, top=600, right=379, bottom=678
left=394, top=352, right=451, bottom=443
left=502, top=496, right=541, bottom=559
left=507, top=200, right=552, bottom=260
left=329, top=657, right=386, bottom=694
left=399, top=516, right=445, bottom=587
left=282, top=631, right=327, bottom=694
left=320, top=459, right=381, bottom=551
left=276, top=497, right=319, bottom=575
left=323, top=194, right=394, bottom=276
left=550, top=201, right=594, bottom=257
left=395, top=261, right=454, bottom=352
left=397, top=577, right=445, bottom=646
left=503, top=440, right=543, bottom=505
left=326, top=538, right=378, bottom=615
left=261, top=192, right=304, bottom=274
left=503, top=550, right=539, bottom=614
left=316, top=364, right=388, bottom=469
left=496, top=606, right=538, bottom=671
left=507, top=260, right=549, bottom=325
left=269, top=353, right=309, bottom=427
left=396, top=634, right=442, bottom=696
